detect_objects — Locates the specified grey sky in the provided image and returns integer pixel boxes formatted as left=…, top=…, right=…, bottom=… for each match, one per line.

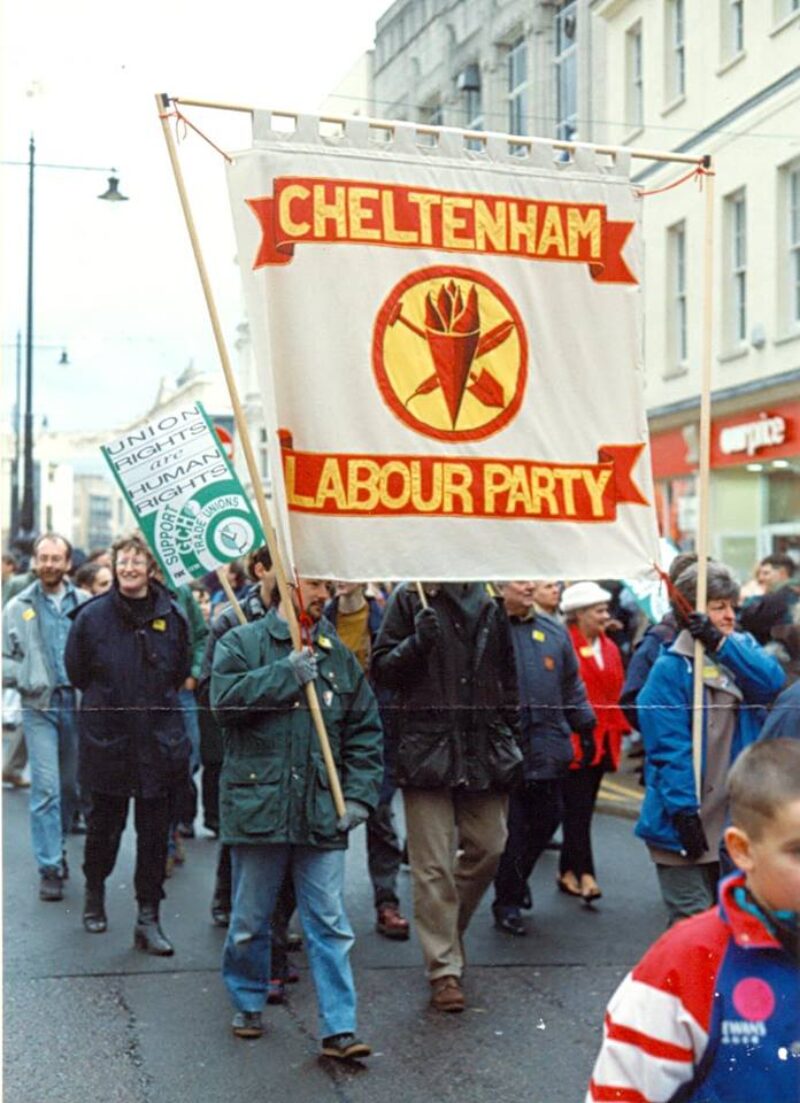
left=1, top=0, right=387, bottom=432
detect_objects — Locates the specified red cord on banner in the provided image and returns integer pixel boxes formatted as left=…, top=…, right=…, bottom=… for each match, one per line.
left=292, top=568, right=315, bottom=649
left=652, top=562, right=696, bottom=618
left=159, top=100, right=233, bottom=163
left=635, top=164, right=713, bottom=199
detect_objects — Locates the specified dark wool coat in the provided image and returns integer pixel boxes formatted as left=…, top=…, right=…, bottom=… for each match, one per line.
left=65, top=582, right=191, bottom=797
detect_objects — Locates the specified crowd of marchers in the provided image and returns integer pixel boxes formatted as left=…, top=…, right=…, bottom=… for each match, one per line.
left=2, top=534, right=799, bottom=1096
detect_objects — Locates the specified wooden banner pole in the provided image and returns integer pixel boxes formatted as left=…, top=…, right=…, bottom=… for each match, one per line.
left=155, top=92, right=346, bottom=819
left=691, top=160, right=716, bottom=801
left=216, top=567, right=247, bottom=626
left=415, top=581, right=428, bottom=609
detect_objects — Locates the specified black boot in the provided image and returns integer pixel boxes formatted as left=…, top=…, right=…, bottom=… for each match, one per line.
left=211, top=844, right=231, bottom=927
left=210, top=886, right=231, bottom=927
left=134, top=903, right=174, bottom=956
left=83, top=885, right=107, bottom=933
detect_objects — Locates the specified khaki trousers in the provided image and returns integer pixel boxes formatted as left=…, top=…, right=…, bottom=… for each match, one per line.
left=403, top=788, right=509, bottom=981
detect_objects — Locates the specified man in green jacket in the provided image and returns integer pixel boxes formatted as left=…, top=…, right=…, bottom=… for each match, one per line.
left=211, top=576, right=383, bottom=1058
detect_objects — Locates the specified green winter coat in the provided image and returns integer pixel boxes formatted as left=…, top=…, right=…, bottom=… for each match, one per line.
left=210, top=609, right=383, bottom=848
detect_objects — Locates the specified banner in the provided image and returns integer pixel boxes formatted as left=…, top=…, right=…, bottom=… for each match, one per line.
left=227, top=116, right=660, bottom=580
left=102, top=403, right=264, bottom=588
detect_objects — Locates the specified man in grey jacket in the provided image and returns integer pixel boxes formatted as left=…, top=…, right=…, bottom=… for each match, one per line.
left=2, top=533, right=89, bottom=901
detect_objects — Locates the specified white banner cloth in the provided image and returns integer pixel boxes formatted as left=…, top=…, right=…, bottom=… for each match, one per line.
left=227, top=116, right=660, bottom=581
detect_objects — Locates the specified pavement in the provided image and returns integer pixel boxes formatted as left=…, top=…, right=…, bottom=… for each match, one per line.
left=3, top=770, right=665, bottom=1103
left=596, top=746, right=645, bottom=820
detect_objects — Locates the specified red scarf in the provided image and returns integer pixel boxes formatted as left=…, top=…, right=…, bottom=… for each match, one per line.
left=568, top=625, right=630, bottom=770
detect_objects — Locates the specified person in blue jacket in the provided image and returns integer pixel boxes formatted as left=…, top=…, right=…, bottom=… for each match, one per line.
left=620, top=552, right=697, bottom=733
left=759, top=676, right=800, bottom=742
left=635, top=561, right=785, bottom=924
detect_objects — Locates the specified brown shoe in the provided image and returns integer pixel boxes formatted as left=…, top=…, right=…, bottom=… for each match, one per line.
left=3, top=771, right=29, bottom=788
left=376, top=903, right=410, bottom=941
left=430, top=975, right=465, bottom=1013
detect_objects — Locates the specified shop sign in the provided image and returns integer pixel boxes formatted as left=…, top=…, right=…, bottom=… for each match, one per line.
left=718, top=415, right=786, bottom=458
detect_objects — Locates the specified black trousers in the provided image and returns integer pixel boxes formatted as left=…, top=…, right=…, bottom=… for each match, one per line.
left=366, top=799, right=402, bottom=907
left=201, top=763, right=221, bottom=832
left=493, top=779, right=564, bottom=907
left=83, top=790, right=171, bottom=904
left=560, top=766, right=604, bottom=879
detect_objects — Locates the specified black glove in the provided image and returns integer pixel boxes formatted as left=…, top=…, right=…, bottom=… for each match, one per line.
left=687, top=612, right=723, bottom=653
left=577, top=728, right=596, bottom=767
left=673, top=810, right=709, bottom=861
left=414, top=607, right=441, bottom=653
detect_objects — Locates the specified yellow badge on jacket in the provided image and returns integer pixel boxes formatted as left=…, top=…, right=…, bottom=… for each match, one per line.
left=151, top=619, right=167, bottom=632
left=580, top=645, right=594, bottom=658
left=532, top=629, right=546, bottom=642
left=22, top=608, right=36, bottom=621
left=317, top=634, right=332, bottom=650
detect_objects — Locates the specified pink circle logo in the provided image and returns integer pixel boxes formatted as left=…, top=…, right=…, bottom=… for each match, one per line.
left=732, top=977, right=776, bottom=1021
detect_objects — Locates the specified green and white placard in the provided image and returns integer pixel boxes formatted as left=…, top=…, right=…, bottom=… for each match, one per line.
left=102, top=403, right=264, bottom=588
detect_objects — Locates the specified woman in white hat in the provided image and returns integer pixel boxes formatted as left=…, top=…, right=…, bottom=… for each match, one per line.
left=559, top=581, right=631, bottom=902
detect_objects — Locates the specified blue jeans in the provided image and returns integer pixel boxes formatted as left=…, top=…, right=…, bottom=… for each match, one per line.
left=223, top=845, right=357, bottom=1038
left=24, top=689, right=78, bottom=874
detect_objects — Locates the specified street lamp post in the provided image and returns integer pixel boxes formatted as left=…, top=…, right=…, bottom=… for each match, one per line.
left=10, top=140, right=128, bottom=555
left=17, top=137, right=36, bottom=551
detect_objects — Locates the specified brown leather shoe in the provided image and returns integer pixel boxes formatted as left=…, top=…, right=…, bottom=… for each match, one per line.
left=430, top=975, right=465, bottom=1013
left=376, top=903, right=410, bottom=941
left=3, top=771, right=30, bottom=788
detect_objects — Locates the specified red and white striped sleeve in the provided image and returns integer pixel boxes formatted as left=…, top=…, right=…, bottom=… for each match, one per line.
left=585, top=910, right=728, bottom=1103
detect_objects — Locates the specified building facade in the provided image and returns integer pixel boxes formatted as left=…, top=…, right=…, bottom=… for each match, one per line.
left=1, top=362, right=234, bottom=556
left=370, top=0, right=800, bottom=580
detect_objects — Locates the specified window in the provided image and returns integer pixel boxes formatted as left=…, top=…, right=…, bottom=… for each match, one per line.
left=259, top=427, right=269, bottom=480
left=626, top=23, right=643, bottom=132
left=461, top=64, right=483, bottom=150
left=788, top=163, right=800, bottom=327
left=730, top=0, right=744, bottom=53
left=721, top=0, right=744, bottom=59
left=668, top=222, right=688, bottom=370
left=727, top=191, right=747, bottom=345
left=666, top=0, right=685, bottom=100
left=507, top=37, right=528, bottom=150
left=554, top=2, right=578, bottom=142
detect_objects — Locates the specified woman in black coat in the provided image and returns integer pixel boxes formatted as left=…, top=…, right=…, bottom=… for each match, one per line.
left=65, top=534, right=190, bottom=954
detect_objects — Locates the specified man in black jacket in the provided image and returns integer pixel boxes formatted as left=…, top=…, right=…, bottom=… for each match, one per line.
left=65, top=533, right=190, bottom=954
left=491, top=581, right=596, bottom=935
left=371, top=582, right=521, bottom=1013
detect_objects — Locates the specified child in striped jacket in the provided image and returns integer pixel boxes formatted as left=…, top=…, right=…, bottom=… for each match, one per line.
left=586, top=738, right=799, bottom=1103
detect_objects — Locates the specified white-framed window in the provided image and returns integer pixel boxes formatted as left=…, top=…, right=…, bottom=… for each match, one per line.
left=554, top=1, right=578, bottom=142
left=721, top=0, right=745, bottom=60
left=774, top=0, right=800, bottom=19
left=507, top=36, right=529, bottom=150
left=788, top=162, right=800, bottom=328
left=668, top=221, right=688, bottom=370
left=625, top=23, right=643, bottom=132
left=666, top=0, right=686, bottom=101
left=458, top=62, right=483, bottom=150
left=259, top=427, right=269, bottom=480
left=726, top=190, right=747, bottom=345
